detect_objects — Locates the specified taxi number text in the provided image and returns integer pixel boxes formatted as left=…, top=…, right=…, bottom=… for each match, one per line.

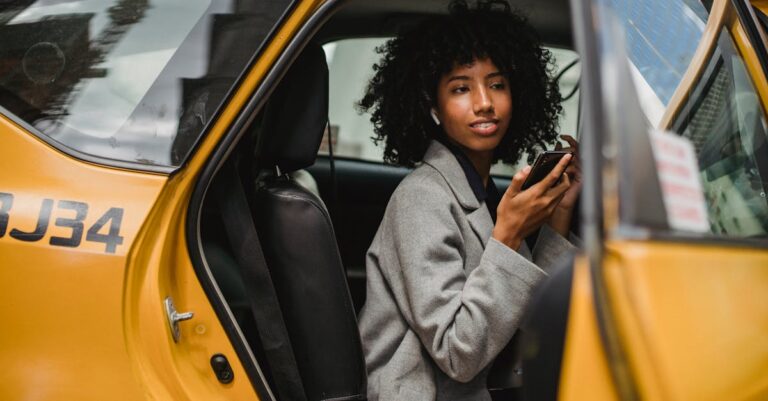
left=0, top=192, right=124, bottom=254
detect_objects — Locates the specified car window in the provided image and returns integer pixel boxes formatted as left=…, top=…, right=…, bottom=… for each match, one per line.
left=603, top=0, right=709, bottom=126
left=321, top=38, right=580, bottom=176
left=0, top=0, right=292, bottom=169
left=598, top=0, right=768, bottom=237
left=670, top=29, right=768, bottom=237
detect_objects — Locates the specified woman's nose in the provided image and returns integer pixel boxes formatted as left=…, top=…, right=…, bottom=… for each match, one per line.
left=473, top=87, right=493, bottom=114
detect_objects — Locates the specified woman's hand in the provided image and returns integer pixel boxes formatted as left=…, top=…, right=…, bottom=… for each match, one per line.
left=492, top=154, right=572, bottom=250
left=549, top=135, right=583, bottom=236
left=554, top=135, right=583, bottom=211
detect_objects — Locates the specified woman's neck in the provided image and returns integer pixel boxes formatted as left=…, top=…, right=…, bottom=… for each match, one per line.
left=465, top=151, right=493, bottom=186
left=442, top=138, right=494, bottom=186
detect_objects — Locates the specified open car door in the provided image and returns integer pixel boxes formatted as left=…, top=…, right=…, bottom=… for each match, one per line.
left=560, top=0, right=768, bottom=399
left=0, top=1, right=324, bottom=399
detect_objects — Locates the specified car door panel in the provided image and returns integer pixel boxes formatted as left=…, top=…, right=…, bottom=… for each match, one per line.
left=0, top=113, right=165, bottom=400
left=602, top=240, right=768, bottom=400
left=564, top=0, right=768, bottom=399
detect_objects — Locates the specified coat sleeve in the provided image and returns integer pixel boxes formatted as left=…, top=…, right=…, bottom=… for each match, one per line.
left=531, top=224, right=580, bottom=274
left=378, top=177, right=547, bottom=383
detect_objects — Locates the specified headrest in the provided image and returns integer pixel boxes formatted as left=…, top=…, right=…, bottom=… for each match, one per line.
left=258, top=43, right=329, bottom=173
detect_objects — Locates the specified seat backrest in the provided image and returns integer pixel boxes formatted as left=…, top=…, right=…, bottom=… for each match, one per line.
left=251, top=43, right=367, bottom=401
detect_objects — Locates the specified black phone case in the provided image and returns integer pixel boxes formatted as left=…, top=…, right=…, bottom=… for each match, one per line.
left=521, top=151, right=571, bottom=190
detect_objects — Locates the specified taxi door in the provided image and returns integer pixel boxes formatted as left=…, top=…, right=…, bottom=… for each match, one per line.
left=0, top=0, right=323, bottom=399
left=560, top=0, right=768, bottom=399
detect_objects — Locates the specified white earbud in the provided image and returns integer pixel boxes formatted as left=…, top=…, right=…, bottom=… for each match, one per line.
left=430, top=108, right=440, bottom=125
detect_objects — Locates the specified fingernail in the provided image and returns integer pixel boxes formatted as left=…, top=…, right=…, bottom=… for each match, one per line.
left=523, top=165, right=531, bottom=173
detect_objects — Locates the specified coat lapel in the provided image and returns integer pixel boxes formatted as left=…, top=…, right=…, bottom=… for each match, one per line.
left=422, top=140, right=494, bottom=245
left=466, top=206, right=494, bottom=245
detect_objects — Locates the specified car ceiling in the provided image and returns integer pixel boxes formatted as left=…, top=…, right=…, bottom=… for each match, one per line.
left=317, top=0, right=573, bottom=48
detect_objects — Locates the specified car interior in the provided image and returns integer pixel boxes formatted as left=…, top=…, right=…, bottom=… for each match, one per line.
left=193, top=0, right=577, bottom=399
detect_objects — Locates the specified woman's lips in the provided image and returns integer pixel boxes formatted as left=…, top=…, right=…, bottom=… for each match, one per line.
left=469, top=121, right=499, bottom=136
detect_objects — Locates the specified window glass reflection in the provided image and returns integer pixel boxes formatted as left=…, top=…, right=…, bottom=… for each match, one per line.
left=599, top=0, right=708, bottom=125
left=673, top=31, right=768, bottom=236
left=0, top=0, right=290, bottom=168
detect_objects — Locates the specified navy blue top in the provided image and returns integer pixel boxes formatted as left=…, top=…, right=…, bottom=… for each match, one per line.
left=439, top=140, right=502, bottom=223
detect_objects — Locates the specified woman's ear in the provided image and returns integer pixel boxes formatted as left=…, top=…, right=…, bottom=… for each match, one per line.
left=430, top=108, right=440, bottom=125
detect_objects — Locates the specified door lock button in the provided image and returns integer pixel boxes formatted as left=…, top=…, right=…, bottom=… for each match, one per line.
left=210, top=354, right=234, bottom=384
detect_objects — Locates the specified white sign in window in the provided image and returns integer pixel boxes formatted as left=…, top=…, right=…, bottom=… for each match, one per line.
left=649, top=129, right=709, bottom=233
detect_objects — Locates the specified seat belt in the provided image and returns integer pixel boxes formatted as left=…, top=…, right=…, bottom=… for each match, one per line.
left=215, top=160, right=307, bottom=401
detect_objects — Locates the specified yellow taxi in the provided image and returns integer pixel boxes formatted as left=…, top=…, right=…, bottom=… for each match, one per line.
left=0, top=0, right=766, bottom=400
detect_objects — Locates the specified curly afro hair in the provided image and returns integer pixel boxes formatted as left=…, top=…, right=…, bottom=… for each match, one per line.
left=358, top=0, right=563, bottom=167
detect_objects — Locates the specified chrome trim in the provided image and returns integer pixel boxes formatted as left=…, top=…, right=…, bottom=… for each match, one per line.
left=164, top=296, right=195, bottom=343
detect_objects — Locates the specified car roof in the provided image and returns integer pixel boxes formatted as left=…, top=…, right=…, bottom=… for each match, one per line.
left=317, top=0, right=573, bottom=48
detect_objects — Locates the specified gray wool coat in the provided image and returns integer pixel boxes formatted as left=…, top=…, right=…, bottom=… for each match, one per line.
left=357, top=140, right=577, bottom=401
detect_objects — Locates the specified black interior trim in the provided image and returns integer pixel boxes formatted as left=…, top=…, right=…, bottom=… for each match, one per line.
left=519, top=258, right=575, bottom=401
left=668, top=49, right=723, bottom=134
left=216, top=159, right=308, bottom=400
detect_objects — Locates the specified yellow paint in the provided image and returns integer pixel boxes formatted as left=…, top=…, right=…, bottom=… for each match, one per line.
left=659, top=0, right=768, bottom=129
left=752, top=0, right=768, bottom=20
left=602, top=240, right=768, bottom=401
left=659, top=0, right=728, bottom=129
left=0, top=0, right=327, bottom=399
left=0, top=112, right=165, bottom=400
left=731, top=16, right=768, bottom=108
left=558, top=256, right=620, bottom=401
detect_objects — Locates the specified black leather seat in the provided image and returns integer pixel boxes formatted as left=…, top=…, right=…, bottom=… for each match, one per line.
left=250, top=44, right=367, bottom=401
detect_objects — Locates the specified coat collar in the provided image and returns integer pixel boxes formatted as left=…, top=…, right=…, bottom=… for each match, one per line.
left=422, top=140, right=494, bottom=245
left=422, top=140, right=480, bottom=210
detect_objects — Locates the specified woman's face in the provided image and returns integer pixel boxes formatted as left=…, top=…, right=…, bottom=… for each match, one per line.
left=434, top=57, right=512, bottom=162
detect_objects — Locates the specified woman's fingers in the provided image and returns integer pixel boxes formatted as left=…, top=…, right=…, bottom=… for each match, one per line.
left=549, top=192, right=568, bottom=214
left=566, top=164, right=582, bottom=182
left=560, top=134, right=579, bottom=150
left=505, top=165, right=531, bottom=197
left=549, top=169, right=571, bottom=198
left=560, top=148, right=582, bottom=180
left=565, top=162, right=578, bottom=175
left=570, top=162, right=583, bottom=183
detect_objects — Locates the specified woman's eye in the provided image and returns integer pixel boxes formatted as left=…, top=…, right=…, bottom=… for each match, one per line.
left=490, top=82, right=506, bottom=90
left=451, top=86, right=469, bottom=94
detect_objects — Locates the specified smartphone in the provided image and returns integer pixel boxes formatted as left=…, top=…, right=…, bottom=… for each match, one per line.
left=521, top=150, right=572, bottom=190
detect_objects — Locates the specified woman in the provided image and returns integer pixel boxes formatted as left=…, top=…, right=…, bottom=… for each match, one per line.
left=356, top=1, right=582, bottom=400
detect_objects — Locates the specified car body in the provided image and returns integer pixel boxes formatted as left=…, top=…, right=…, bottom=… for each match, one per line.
left=0, top=0, right=766, bottom=400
